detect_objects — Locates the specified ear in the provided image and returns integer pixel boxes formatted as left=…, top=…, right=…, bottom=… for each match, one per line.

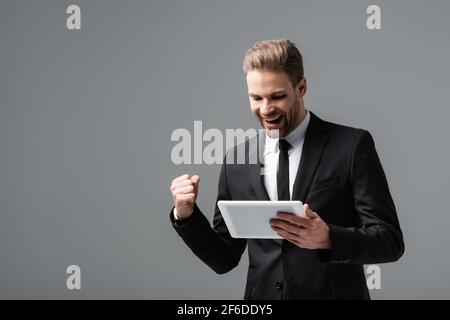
left=296, top=78, right=307, bottom=97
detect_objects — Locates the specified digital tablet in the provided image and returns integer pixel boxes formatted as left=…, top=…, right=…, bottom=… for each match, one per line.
left=217, top=200, right=305, bottom=239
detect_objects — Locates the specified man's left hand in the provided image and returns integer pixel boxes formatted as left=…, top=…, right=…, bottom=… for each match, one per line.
left=270, top=203, right=331, bottom=249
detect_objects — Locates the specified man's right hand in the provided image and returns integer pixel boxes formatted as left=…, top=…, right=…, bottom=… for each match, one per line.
left=170, top=174, right=200, bottom=220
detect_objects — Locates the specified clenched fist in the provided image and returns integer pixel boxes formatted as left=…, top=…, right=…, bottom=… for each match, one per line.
left=170, top=174, right=200, bottom=220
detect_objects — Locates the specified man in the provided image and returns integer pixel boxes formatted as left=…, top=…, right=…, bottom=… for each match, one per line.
left=169, top=39, right=404, bottom=299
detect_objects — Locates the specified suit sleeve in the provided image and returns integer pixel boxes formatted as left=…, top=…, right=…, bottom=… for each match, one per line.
left=170, top=161, right=247, bottom=274
left=320, top=130, right=405, bottom=264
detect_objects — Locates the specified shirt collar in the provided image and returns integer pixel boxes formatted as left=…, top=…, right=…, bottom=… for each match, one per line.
left=264, top=109, right=311, bottom=155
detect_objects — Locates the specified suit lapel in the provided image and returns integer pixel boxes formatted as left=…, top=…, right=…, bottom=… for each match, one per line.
left=292, top=112, right=330, bottom=202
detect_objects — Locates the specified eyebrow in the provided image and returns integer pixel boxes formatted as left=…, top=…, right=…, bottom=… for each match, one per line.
left=248, top=90, right=286, bottom=98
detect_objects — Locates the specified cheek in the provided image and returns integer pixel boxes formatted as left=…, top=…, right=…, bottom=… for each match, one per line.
left=250, top=103, right=259, bottom=115
left=278, top=102, right=292, bottom=115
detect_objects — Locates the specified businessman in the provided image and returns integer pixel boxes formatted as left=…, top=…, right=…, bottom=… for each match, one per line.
left=169, top=39, right=404, bottom=299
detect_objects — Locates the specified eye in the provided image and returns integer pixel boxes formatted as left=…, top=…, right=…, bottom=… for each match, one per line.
left=272, top=94, right=286, bottom=100
left=251, top=96, right=262, bottom=101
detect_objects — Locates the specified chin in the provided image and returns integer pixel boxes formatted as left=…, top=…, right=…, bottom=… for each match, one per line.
left=265, top=127, right=286, bottom=139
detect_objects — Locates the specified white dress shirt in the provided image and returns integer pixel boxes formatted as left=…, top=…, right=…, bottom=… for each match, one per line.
left=263, top=110, right=311, bottom=200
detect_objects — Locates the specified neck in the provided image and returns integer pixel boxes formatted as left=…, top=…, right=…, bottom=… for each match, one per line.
left=290, top=106, right=306, bottom=133
left=297, top=107, right=307, bottom=125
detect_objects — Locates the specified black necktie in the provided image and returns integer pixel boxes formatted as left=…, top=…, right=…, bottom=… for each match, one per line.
left=277, top=139, right=292, bottom=201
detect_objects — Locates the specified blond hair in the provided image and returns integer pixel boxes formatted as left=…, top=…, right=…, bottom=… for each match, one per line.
left=243, top=39, right=304, bottom=86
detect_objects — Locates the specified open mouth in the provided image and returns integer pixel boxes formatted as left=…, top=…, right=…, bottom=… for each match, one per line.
left=264, top=113, right=283, bottom=126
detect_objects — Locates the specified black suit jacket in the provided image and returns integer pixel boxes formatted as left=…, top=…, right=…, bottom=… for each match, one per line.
left=171, top=112, right=404, bottom=299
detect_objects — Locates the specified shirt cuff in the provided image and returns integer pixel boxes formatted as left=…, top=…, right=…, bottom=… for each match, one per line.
left=173, top=207, right=180, bottom=220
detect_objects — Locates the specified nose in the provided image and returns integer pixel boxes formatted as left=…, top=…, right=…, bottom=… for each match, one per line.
left=260, top=99, right=274, bottom=115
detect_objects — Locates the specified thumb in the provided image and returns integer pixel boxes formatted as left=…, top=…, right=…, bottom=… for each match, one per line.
left=304, top=203, right=317, bottom=218
left=191, top=175, right=200, bottom=192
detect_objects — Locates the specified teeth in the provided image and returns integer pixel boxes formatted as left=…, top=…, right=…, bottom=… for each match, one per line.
left=266, top=114, right=282, bottom=121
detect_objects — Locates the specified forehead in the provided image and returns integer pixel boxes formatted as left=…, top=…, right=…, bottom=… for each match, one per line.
left=246, top=70, right=293, bottom=95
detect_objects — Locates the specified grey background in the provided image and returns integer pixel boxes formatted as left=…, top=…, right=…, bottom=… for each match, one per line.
left=0, top=0, right=449, bottom=299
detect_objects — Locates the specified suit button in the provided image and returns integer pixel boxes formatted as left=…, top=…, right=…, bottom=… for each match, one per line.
left=275, top=281, right=283, bottom=290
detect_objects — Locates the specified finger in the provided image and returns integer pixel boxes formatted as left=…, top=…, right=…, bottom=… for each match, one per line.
left=175, top=179, right=194, bottom=188
left=170, top=180, right=192, bottom=193
left=287, top=238, right=303, bottom=247
left=276, top=212, right=313, bottom=229
left=304, top=203, right=318, bottom=218
left=172, top=174, right=191, bottom=184
left=191, top=175, right=200, bottom=184
left=274, top=228, right=304, bottom=246
left=273, top=226, right=296, bottom=239
left=191, top=175, right=200, bottom=193
left=272, top=224, right=308, bottom=242
left=175, top=185, right=195, bottom=194
left=270, top=219, right=300, bottom=235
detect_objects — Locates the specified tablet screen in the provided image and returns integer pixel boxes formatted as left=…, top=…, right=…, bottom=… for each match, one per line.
left=217, top=201, right=304, bottom=239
